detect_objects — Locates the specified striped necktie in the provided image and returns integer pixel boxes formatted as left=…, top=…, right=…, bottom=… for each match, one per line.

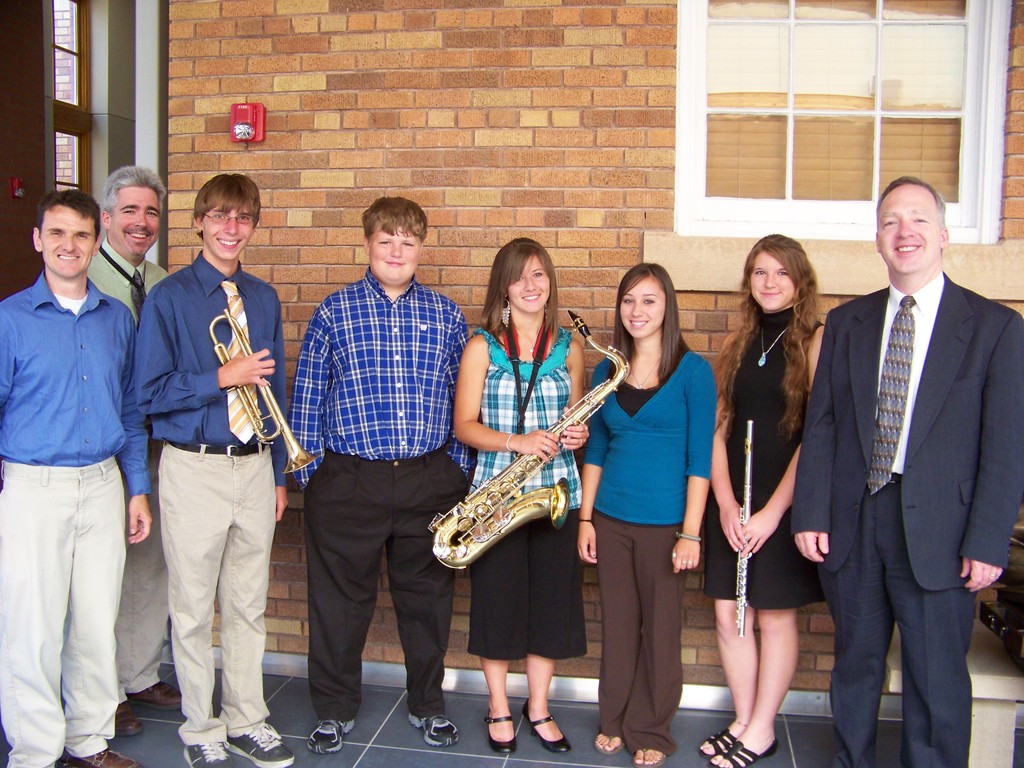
left=222, top=280, right=256, bottom=444
left=867, top=295, right=915, bottom=494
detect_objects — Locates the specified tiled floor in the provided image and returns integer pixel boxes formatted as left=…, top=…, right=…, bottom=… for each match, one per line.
left=0, top=666, right=1021, bottom=768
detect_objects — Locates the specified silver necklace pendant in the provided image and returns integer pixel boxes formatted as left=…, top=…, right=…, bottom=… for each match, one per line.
left=758, top=326, right=787, bottom=368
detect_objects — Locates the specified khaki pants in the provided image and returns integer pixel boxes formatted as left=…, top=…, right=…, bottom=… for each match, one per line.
left=116, top=449, right=170, bottom=697
left=159, top=445, right=275, bottom=745
left=0, top=459, right=125, bottom=768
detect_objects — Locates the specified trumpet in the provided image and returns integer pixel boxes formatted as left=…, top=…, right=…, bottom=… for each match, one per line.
left=736, top=419, right=753, bottom=637
left=209, top=311, right=317, bottom=474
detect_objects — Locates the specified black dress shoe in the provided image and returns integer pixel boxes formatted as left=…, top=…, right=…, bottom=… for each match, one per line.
left=522, top=700, right=571, bottom=753
left=484, top=714, right=516, bottom=753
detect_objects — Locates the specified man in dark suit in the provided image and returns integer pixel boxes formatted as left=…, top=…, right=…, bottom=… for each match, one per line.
left=793, top=176, right=1024, bottom=768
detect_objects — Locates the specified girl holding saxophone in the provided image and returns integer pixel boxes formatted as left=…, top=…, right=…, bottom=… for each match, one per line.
left=700, top=235, right=825, bottom=768
left=453, top=237, right=588, bottom=755
left=577, top=263, right=716, bottom=768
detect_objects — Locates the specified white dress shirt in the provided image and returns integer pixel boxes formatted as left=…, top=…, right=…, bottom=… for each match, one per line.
left=876, top=272, right=945, bottom=474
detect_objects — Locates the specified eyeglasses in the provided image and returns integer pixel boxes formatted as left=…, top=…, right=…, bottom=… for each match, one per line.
left=204, top=212, right=255, bottom=226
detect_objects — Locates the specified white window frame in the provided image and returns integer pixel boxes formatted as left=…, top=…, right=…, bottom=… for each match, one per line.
left=675, top=0, right=1010, bottom=244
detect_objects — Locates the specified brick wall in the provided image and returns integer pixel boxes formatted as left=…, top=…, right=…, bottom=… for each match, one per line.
left=1005, top=1, right=1024, bottom=238
left=170, top=0, right=1022, bottom=693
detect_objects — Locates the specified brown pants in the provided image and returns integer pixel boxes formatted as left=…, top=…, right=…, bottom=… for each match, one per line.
left=594, top=514, right=685, bottom=756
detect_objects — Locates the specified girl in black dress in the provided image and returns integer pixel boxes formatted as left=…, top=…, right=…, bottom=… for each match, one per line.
left=700, top=235, right=825, bottom=768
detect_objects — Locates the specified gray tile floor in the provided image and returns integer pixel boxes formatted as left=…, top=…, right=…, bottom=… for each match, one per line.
left=1, top=666, right=1021, bottom=767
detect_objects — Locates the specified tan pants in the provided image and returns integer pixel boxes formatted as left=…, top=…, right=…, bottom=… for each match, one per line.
left=159, top=445, right=276, bottom=745
left=115, top=449, right=170, bottom=697
left=0, top=459, right=125, bottom=768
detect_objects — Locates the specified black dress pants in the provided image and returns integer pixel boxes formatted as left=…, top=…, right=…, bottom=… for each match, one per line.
left=819, top=480, right=974, bottom=768
left=304, top=449, right=468, bottom=721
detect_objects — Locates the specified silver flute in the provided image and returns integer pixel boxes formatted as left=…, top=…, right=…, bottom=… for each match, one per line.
left=736, top=419, right=753, bottom=637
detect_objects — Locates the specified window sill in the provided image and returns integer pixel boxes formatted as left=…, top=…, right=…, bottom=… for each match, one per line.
left=644, top=231, right=1024, bottom=304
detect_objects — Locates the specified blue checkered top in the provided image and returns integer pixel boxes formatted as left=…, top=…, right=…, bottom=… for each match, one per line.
left=288, top=270, right=473, bottom=487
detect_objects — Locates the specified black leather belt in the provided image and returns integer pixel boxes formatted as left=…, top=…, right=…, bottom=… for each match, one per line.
left=329, top=446, right=446, bottom=468
left=168, top=441, right=262, bottom=457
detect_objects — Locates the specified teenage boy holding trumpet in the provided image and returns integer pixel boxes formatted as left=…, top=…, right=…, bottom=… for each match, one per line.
left=135, top=174, right=294, bottom=768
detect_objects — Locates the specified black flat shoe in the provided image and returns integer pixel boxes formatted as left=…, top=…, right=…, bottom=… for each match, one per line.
left=484, top=714, right=516, bottom=753
left=522, top=700, right=571, bottom=753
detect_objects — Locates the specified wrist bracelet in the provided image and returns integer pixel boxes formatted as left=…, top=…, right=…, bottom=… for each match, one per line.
left=675, top=532, right=701, bottom=542
left=579, top=518, right=593, bottom=523
left=505, top=433, right=515, bottom=452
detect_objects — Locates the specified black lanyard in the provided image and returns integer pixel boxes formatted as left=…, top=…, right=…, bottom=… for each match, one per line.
left=99, top=246, right=146, bottom=322
left=504, top=325, right=549, bottom=435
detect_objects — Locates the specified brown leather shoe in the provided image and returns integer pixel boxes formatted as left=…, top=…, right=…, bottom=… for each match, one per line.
left=114, top=702, right=143, bottom=737
left=126, top=681, right=181, bottom=710
left=58, top=749, right=142, bottom=768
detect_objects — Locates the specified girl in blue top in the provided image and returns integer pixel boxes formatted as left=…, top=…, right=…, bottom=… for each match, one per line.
left=454, top=238, right=589, bottom=755
left=578, top=263, right=716, bottom=768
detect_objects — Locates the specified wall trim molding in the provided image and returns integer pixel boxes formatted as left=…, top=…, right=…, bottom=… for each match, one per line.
left=244, top=650, right=909, bottom=722
left=644, top=231, right=1024, bottom=305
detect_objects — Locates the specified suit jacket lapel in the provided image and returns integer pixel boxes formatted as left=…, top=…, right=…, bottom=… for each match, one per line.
left=906, top=278, right=973, bottom=461
left=850, top=290, right=889, bottom=467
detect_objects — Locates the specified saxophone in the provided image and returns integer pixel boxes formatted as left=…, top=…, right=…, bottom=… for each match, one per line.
left=429, top=311, right=630, bottom=569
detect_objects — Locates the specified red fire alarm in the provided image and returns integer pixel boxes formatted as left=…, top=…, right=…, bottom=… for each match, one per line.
left=9, top=177, right=25, bottom=199
left=230, top=103, right=266, bottom=143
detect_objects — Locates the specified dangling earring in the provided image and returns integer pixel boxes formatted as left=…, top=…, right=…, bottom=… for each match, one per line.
left=502, top=299, right=511, bottom=327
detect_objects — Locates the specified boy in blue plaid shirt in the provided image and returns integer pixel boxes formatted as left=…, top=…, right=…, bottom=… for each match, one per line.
left=289, top=197, right=472, bottom=755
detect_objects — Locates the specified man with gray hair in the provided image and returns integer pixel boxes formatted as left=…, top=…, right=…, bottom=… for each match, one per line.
left=89, top=165, right=181, bottom=737
left=91, top=166, right=168, bottom=324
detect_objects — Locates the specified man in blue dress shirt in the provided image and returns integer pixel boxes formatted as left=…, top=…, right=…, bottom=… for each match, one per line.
left=135, top=175, right=293, bottom=768
left=0, top=189, right=151, bottom=768
left=289, top=197, right=472, bottom=755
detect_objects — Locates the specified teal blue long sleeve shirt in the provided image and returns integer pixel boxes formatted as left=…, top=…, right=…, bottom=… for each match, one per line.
left=584, top=351, right=715, bottom=526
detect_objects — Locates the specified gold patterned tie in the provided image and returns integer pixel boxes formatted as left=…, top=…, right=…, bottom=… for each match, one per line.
left=221, top=280, right=256, bottom=444
left=867, top=295, right=916, bottom=494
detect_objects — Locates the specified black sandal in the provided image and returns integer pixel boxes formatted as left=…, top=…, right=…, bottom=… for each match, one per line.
left=698, top=728, right=737, bottom=757
left=719, top=738, right=778, bottom=768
